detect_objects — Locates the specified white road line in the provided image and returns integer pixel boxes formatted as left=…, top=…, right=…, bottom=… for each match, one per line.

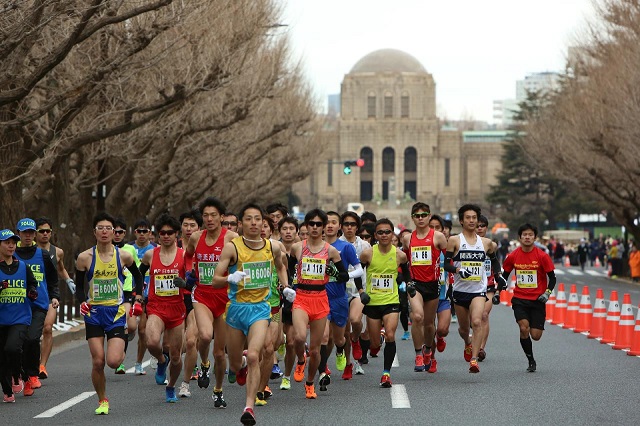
left=392, top=354, right=399, bottom=367
left=125, top=358, right=153, bottom=374
left=555, top=270, right=565, bottom=275
left=586, top=270, right=602, bottom=276
left=34, top=391, right=96, bottom=418
left=567, top=269, right=583, bottom=275
left=391, top=384, right=411, bottom=408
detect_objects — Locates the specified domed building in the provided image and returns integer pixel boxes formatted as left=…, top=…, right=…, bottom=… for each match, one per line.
left=293, top=49, right=505, bottom=222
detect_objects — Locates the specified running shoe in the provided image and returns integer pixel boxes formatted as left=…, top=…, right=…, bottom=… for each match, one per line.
left=263, top=386, right=272, bottom=399
left=422, top=346, right=433, bottom=367
left=255, top=394, right=267, bottom=406
left=29, top=376, right=41, bottom=389
left=237, top=365, right=248, bottom=386
left=342, top=363, right=353, bottom=380
left=241, top=407, right=256, bottom=425
left=280, top=377, right=291, bottom=390
left=401, top=331, right=411, bottom=340
left=155, top=352, right=170, bottom=385
left=318, top=372, right=331, bottom=391
left=191, top=366, right=199, bottom=381
left=379, top=373, right=392, bottom=388
left=11, top=377, right=23, bottom=394
left=134, top=363, right=146, bottom=375
left=359, top=354, right=369, bottom=365
left=150, top=355, right=158, bottom=370
left=353, top=361, right=365, bottom=375
left=166, top=386, right=178, bottom=403
left=527, top=359, right=537, bottom=373
left=351, top=338, right=363, bottom=361
left=270, top=363, right=283, bottom=380
left=414, top=354, right=425, bottom=372
left=228, top=369, right=237, bottom=384
left=179, top=381, right=191, bottom=398
left=212, top=390, right=227, bottom=408
left=276, top=343, right=286, bottom=361
left=3, top=394, right=15, bottom=403
left=335, top=351, right=347, bottom=371
left=95, top=399, right=109, bottom=415
left=436, top=336, right=446, bottom=352
left=370, top=346, right=380, bottom=357
left=463, top=343, right=473, bottom=362
left=38, top=365, right=48, bottom=379
left=23, top=379, right=34, bottom=397
left=451, top=314, right=458, bottom=323
left=428, top=358, right=438, bottom=373
left=478, top=348, right=486, bottom=362
left=325, top=365, right=332, bottom=376
left=198, top=361, right=211, bottom=389
left=115, top=363, right=126, bottom=374
left=293, top=358, right=306, bottom=382
left=469, top=359, right=480, bottom=373
left=305, top=383, right=317, bottom=399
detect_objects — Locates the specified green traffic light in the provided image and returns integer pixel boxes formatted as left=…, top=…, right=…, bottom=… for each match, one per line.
left=343, top=166, right=352, bottom=175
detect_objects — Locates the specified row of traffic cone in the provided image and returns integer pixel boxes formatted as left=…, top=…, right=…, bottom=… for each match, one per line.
left=546, top=283, right=640, bottom=356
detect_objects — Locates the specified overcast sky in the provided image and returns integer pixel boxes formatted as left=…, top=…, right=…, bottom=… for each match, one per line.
left=282, top=0, right=595, bottom=122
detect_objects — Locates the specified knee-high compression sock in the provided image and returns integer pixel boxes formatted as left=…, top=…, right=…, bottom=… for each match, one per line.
left=318, top=345, right=329, bottom=374
left=383, top=341, right=396, bottom=372
left=360, top=337, right=370, bottom=359
left=400, top=311, right=409, bottom=332
left=520, top=337, right=534, bottom=361
left=124, top=335, right=129, bottom=354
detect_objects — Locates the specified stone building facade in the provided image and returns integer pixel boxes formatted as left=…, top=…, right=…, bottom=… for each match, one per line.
left=293, top=49, right=504, bottom=223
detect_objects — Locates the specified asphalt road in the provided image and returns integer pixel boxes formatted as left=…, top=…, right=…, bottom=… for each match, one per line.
left=3, top=264, right=639, bottom=425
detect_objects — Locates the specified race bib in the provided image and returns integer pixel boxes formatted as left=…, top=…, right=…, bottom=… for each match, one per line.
left=439, top=266, right=446, bottom=286
left=371, top=273, right=394, bottom=293
left=460, top=261, right=482, bottom=281
left=484, top=259, right=492, bottom=277
left=516, top=270, right=537, bottom=288
left=198, top=261, right=217, bottom=285
left=243, top=261, right=272, bottom=290
left=300, top=257, right=325, bottom=281
left=93, top=278, right=119, bottom=302
left=154, top=273, right=179, bottom=297
left=411, top=246, right=432, bottom=265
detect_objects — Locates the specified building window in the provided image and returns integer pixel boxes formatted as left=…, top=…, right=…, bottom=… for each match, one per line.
left=367, top=92, right=376, bottom=118
left=401, top=92, right=409, bottom=118
left=360, top=181, right=373, bottom=201
left=327, top=160, right=333, bottom=187
left=360, top=147, right=373, bottom=173
left=404, top=181, right=416, bottom=200
left=382, top=147, right=395, bottom=173
left=382, top=180, right=389, bottom=200
left=404, top=147, right=416, bottom=172
left=384, top=92, right=393, bottom=118
left=445, top=158, right=450, bottom=187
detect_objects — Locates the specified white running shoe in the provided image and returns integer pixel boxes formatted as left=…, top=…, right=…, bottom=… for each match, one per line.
left=134, top=363, right=146, bottom=375
left=179, top=381, right=191, bottom=398
left=150, top=356, right=158, bottom=370
left=354, top=361, right=365, bottom=375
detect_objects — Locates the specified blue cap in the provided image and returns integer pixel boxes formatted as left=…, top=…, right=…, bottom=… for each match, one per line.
left=0, top=229, right=21, bottom=242
left=17, top=218, right=36, bottom=232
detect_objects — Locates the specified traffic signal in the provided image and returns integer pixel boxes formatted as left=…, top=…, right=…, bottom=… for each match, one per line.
left=343, top=159, right=365, bottom=175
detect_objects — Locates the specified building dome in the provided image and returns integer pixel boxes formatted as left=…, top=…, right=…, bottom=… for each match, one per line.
left=350, top=49, right=427, bottom=74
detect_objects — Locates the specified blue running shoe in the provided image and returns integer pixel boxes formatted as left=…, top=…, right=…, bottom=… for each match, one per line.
left=166, top=386, right=178, bottom=403
left=156, top=352, right=169, bottom=385
left=401, top=331, right=411, bottom=340
left=270, top=364, right=283, bottom=380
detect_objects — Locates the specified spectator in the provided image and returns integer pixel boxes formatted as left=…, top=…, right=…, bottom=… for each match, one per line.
left=577, top=238, right=590, bottom=271
left=629, top=244, right=640, bottom=282
left=498, top=233, right=510, bottom=262
left=609, top=240, right=621, bottom=278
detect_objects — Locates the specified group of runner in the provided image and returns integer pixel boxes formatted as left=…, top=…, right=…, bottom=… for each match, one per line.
left=0, top=200, right=556, bottom=425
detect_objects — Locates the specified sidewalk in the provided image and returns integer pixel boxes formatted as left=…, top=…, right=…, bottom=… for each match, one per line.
left=52, top=317, right=86, bottom=348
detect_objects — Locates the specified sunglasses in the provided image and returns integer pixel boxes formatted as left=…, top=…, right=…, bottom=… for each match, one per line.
left=412, top=212, right=430, bottom=218
left=95, top=226, right=113, bottom=231
left=342, top=222, right=358, bottom=227
left=37, top=229, right=52, bottom=234
left=477, top=224, right=487, bottom=228
left=158, top=230, right=176, bottom=236
left=307, top=221, right=324, bottom=228
left=135, top=229, right=149, bottom=234
left=222, top=221, right=237, bottom=227
left=376, top=229, right=393, bottom=235
left=360, top=234, right=372, bottom=239
left=114, top=230, right=125, bottom=235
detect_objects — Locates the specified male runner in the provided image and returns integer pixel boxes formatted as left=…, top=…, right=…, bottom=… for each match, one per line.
left=318, top=211, right=362, bottom=389
left=266, top=203, right=288, bottom=241
left=476, top=215, right=496, bottom=362
left=212, top=203, right=288, bottom=425
left=222, top=213, right=240, bottom=234
left=443, top=204, right=505, bottom=373
left=139, top=214, right=186, bottom=402
left=34, top=217, right=74, bottom=380
left=75, top=212, right=144, bottom=414
left=0, top=229, right=38, bottom=403
left=15, top=218, right=60, bottom=395
left=400, top=203, right=447, bottom=372
left=357, top=219, right=410, bottom=387
left=298, top=224, right=309, bottom=241
left=501, top=223, right=556, bottom=372
left=290, top=209, right=349, bottom=399
left=186, top=197, right=237, bottom=406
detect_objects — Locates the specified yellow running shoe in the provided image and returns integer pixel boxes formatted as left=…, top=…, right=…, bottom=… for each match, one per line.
left=95, top=399, right=109, bottom=415
left=335, top=351, right=347, bottom=371
left=255, top=394, right=267, bottom=406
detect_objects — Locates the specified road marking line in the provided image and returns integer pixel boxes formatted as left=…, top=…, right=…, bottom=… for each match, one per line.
left=555, top=270, right=565, bottom=275
left=567, top=269, right=583, bottom=275
left=34, top=391, right=96, bottom=418
left=125, top=358, right=153, bottom=374
left=392, top=354, right=399, bottom=367
left=586, top=271, right=601, bottom=276
left=391, top=384, right=411, bottom=408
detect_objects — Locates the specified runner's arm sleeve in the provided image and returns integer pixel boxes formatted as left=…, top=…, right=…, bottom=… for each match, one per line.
left=43, top=253, right=60, bottom=301
left=75, top=269, right=86, bottom=304
left=546, top=271, right=556, bottom=292
left=138, top=262, right=150, bottom=278
left=400, top=262, right=411, bottom=283
left=488, top=251, right=502, bottom=276
left=348, top=263, right=363, bottom=279
left=128, top=262, right=143, bottom=296
left=354, top=276, right=363, bottom=291
left=287, top=255, right=297, bottom=286
left=333, top=260, right=350, bottom=283
left=443, top=251, right=458, bottom=273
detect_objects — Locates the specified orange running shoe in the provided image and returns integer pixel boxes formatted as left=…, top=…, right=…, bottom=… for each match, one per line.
left=428, top=358, right=438, bottom=373
left=469, top=359, right=479, bottom=373
left=305, top=383, right=317, bottom=399
left=38, top=365, right=48, bottom=379
left=293, top=357, right=306, bottom=382
left=29, top=376, right=41, bottom=389
left=23, top=380, right=34, bottom=397
left=464, top=343, right=473, bottom=362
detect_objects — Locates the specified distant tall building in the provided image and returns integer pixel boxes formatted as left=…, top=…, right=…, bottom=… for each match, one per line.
left=492, top=99, right=519, bottom=129
left=327, top=94, right=340, bottom=116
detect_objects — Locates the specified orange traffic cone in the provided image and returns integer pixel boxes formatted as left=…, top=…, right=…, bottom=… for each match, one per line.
left=601, top=291, right=620, bottom=344
left=554, top=283, right=567, bottom=326
left=563, top=284, right=579, bottom=329
left=588, top=288, right=606, bottom=339
left=564, top=256, right=571, bottom=267
left=626, top=305, right=640, bottom=356
left=546, top=292, right=556, bottom=323
left=613, top=294, right=635, bottom=350
left=574, top=286, right=592, bottom=334
left=594, top=257, right=601, bottom=268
